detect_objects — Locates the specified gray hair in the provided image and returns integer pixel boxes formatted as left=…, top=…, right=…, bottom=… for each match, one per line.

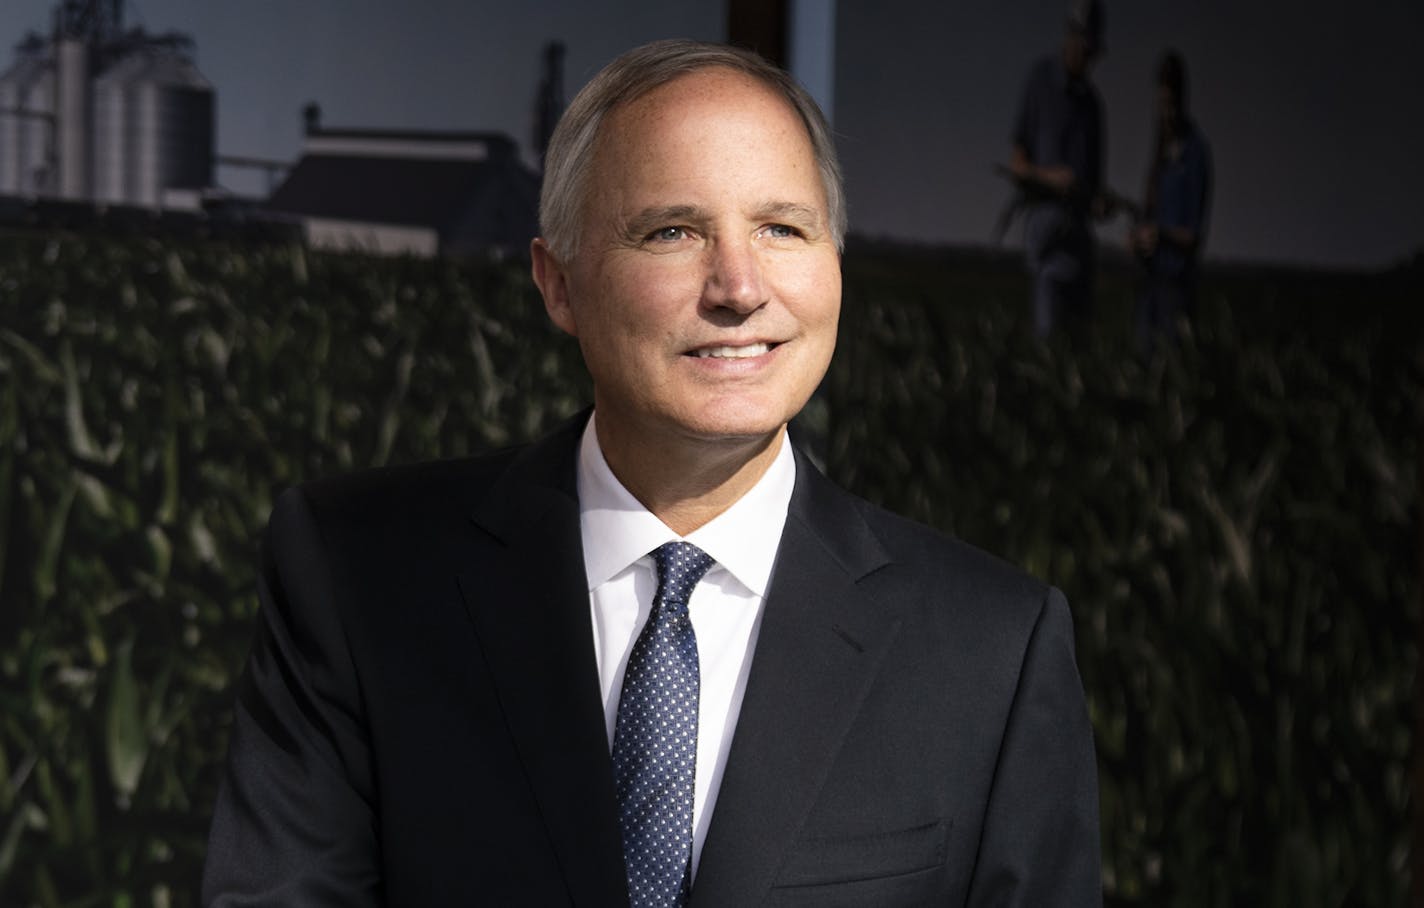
left=538, top=39, right=846, bottom=262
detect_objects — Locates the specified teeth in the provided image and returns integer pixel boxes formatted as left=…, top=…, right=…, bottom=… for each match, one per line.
left=695, top=343, right=770, bottom=359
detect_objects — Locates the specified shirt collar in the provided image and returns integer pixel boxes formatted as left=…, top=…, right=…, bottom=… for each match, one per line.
left=576, top=412, right=796, bottom=598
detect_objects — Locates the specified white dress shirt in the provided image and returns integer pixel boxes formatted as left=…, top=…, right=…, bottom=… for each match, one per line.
left=576, top=413, right=795, bottom=878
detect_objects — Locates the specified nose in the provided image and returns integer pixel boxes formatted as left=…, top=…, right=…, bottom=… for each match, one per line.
left=702, top=237, right=768, bottom=314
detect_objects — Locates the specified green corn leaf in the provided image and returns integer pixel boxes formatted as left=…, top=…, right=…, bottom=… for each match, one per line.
left=105, top=637, right=147, bottom=806
left=0, top=376, right=16, bottom=604
left=0, top=794, right=29, bottom=883
left=33, top=475, right=78, bottom=607
left=61, top=339, right=107, bottom=464
left=0, top=328, right=62, bottom=385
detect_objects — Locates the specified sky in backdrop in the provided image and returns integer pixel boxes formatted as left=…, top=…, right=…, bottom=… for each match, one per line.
left=1, top=0, right=1420, bottom=270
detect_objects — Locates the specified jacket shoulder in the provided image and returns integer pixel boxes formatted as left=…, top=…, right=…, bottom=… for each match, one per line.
left=868, top=497, right=1047, bottom=591
left=301, top=447, right=519, bottom=509
left=833, top=490, right=1060, bottom=644
left=264, top=446, right=527, bottom=559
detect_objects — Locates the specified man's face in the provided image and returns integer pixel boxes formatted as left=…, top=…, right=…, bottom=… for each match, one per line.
left=534, top=67, right=841, bottom=454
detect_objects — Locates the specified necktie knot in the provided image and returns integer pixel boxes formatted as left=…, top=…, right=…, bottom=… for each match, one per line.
left=651, top=541, right=715, bottom=615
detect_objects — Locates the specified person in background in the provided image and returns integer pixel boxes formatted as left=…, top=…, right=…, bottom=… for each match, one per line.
left=1008, top=0, right=1106, bottom=338
left=1131, top=49, right=1213, bottom=352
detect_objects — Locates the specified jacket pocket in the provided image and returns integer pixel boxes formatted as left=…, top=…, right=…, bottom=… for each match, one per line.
left=774, top=818, right=950, bottom=887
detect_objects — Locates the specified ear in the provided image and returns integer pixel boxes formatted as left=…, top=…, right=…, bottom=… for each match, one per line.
left=531, top=238, right=578, bottom=337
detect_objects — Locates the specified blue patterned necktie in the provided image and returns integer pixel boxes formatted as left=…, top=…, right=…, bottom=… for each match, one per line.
left=611, top=541, right=715, bottom=907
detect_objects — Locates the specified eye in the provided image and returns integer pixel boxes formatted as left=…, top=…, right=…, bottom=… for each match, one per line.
left=763, top=223, right=800, bottom=239
left=646, top=226, right=687, bottom=243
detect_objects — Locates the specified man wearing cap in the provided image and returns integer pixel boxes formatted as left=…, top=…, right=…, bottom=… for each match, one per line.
left=1009, top=0, right=1107, bottom=337
left=1132, top=49, right=1213, bottom=351
left=202, top=39, right=1102, bottom=907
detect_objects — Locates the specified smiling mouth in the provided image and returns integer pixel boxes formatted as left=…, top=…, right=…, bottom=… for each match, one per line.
left=692, top=342, right=774, bottom=359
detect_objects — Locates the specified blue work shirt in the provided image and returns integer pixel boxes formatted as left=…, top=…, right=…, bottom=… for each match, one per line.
left=1148, top=121, right=1212, bottom=281
left=1012, top=55, right=1104, bottom=214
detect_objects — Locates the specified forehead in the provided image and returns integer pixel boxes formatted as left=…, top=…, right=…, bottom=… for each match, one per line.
left=610, top=64, right=798, bottom=130
left=655, top=62, right=780, bottom=99
left=588, top=66, right=819, bottom=200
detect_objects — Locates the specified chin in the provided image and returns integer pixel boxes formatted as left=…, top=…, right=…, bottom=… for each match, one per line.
left=677, top=399, right=803, bottom=444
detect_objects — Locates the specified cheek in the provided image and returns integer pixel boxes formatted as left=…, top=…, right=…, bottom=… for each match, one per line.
left=818, top=270, right=843, bottom=325
left=781, top=258, right=841, bottom=330
left=596, top=258, right=700, bottom=323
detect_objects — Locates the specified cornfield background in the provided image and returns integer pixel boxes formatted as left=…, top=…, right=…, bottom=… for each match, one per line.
left=0, top=230, right=1418, bottom=906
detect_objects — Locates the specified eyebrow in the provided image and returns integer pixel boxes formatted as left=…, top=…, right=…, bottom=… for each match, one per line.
left=620, top=201, right=824, bottom=240
left=621, top=205, right=704, bottom=240
left=751, top=201, right=823, bottom=228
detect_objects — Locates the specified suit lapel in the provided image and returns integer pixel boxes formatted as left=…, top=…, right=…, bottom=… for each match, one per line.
left=690, top=450, right=900, bottom=907
left=456, top=414, right=630, bottom=908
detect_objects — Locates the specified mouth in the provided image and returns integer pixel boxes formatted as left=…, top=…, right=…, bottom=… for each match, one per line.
left=690, top=342, right=775, bottom=359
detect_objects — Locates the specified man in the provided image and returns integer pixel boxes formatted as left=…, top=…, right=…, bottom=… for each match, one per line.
left=1132, top=49, right=1212, bottom=352
left=202, top=39, right=1101, bottom=906
left=1008, top=0, right=1106, bottom=337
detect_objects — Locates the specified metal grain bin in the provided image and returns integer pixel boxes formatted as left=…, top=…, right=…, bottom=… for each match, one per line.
left=93, top=46, right=212, bottom=207
left=0, top=46, right=53, bottom=197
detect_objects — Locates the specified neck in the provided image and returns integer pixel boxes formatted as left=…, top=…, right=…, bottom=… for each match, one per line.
left=594, top=415, right=785, bottom=537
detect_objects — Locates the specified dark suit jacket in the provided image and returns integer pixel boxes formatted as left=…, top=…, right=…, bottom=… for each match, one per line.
left=202, top=414, right=1101, bottom=906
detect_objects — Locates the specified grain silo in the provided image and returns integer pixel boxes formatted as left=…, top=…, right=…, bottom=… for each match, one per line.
left=0, top=37, right=55, bottom=196
left=90, top=44, right=128, bottom=204
left=55, top=36, right=90, bottom=199
left=0, top=0, right=215, bottom=208
left=94, top=39, right=213, bottom=207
